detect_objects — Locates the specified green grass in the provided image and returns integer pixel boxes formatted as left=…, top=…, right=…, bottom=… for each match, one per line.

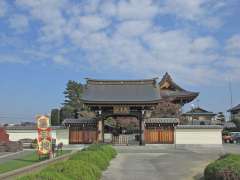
left=17, top=144, right=117, bottom=180
left=0, top=150, right=71, bottom=174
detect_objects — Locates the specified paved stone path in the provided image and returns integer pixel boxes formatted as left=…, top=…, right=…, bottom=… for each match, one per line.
left=102, top=144, right=240, bottom=180
left=0, top=150, right=33, bottom=164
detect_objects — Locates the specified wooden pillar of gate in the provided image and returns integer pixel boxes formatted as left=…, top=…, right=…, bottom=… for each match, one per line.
left=139, top=111, right=145, bottom=145
left=141, top=119, right=145, bottom=145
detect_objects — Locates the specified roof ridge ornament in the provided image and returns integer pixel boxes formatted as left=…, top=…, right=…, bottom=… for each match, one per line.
left=86, top=77, right=159, bottom=85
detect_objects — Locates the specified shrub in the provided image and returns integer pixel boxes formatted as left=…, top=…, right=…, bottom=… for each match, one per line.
left=17, top=144, right=116, bottom=180
left=50, top=160, right=101, bottom=180
left=16, top=170, right=69, bottom=180
left=204, top=154, right=240, bottom=180
left=69, top=151, right=109, bottom=170
left=70, top=144, right=117, bottom=170
left=86, top=144, right=117, bottom=158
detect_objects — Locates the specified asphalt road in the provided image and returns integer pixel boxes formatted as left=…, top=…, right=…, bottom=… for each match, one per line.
left=102, top=144, right=240, bottom=180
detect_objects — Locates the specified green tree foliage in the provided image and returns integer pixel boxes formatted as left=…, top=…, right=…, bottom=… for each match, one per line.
left=105, top=117, right=117, bottom=127
left=60, top=80, right=96, bottom=122
left=63, top=80, right=84, bottom=110
left=50, top=109, right=60, bottom=126
left=59, top=106, right=75, bottom=124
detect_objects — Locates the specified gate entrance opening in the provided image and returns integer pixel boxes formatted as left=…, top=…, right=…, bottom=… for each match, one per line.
left=104, top=115, right=140, bottom=145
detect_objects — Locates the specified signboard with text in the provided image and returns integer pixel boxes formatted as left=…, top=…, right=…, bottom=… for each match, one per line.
left=36, top=115, right=52, bottom=155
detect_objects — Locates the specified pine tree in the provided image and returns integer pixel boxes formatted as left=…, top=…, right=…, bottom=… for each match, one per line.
left=63, top=80, right=84, bottom=111
left=62, top=80, right=95, bottom=120
left=50, top=108, right=60, bottom=125
left=59, top=106, right=75, bottom=123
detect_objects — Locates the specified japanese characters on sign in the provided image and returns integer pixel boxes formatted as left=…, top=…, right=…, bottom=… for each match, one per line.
left=36, top=115, right=52, bottom=155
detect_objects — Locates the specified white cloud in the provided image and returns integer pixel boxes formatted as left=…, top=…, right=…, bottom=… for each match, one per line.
left=201, top=17, right=223, bottom=29
left=225, top=35, right=240, bottom=55
left=100, top=1, right=117, bottom=17
left=0, top=0, right=237, bottom=85
left=0, top=0, right=7, bottom=17
left=191, top=36, right=218, bottom=52
left=78, top=15, right=110, bottom=32
left=0, top=54, right=25, bottom=64
left=116, top=20, right=152, bottom=37
left=117, top=0, right=158, bottom=20
left=9, top=14, right=29, bottom=32
left=53, top=55, right=70, bottom=65
left=159, top=0, right=226, bottom=29
left=16, top=0, right=67, bottom=43
left=161, top=0, right=205, bottom=20
left=81, top=0, right=100, bottom=14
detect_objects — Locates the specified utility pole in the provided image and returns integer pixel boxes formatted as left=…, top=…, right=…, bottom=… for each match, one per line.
left=229, top=79, right=233, bottom=109
left=228, top=79, right=233, bottom=121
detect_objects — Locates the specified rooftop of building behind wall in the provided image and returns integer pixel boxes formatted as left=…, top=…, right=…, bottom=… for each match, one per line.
left=4, top=125, right=65, bottom=130
left=177, top=125, right=223, bottom=129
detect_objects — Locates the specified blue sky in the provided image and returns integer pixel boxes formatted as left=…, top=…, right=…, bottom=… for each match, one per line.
left=0, top=0, right=240, bottom=123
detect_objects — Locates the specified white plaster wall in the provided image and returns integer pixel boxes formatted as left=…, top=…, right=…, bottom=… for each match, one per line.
left=104, top=133, right=112, bottom=143
left=7, top=129, right=59, bottom=142
left=7, top=130, right=37, bottom=141
left=51, top=130, right=57, bottom=140
left=56, top=128, right=69, bottom=145
left=175, top=128, right=222, bottom=144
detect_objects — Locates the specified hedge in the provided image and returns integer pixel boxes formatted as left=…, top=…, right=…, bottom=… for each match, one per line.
left=17, top=144, right=117, bottom=180
left=204, top=154, right=240, bottom=180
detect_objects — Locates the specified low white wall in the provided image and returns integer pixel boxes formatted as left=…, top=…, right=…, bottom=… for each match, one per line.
left=7, top=129, right=68, bottom=145
left=104, top=133, right=112, bottom=143
left=175, top=128, right=222, bottom=145
left=7, top=130, right=37, bottom=141
left=56, top=128, right=69, bottom=145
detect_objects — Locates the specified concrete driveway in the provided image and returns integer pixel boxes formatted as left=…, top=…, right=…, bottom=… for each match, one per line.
left=102, top=144, right=240, bottom=180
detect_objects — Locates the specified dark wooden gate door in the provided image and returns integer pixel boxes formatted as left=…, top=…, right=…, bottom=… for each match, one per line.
left=69, top=127, right=97, bottom=144
left=144, top=127, right=174, bottom=144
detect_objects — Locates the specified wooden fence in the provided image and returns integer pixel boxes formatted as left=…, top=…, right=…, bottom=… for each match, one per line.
left=112, top=135, right=128, bottom=145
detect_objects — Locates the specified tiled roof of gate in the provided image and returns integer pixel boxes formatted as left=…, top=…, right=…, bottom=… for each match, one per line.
left=145, top=118, right=178, bottom=124
left=81, top=78, right=162, bottom=103
left=159, top=73, right=199, bottom=102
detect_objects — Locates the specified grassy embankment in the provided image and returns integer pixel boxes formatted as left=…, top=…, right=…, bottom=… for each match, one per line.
left=0, top=150, right=71, bottom=174
left=16, top=144, right=117, bottom=180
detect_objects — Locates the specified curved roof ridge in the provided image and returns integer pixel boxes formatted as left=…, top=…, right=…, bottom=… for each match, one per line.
left=159, top=72, right=185, bottom=91
left=86, top=77, right=159, bottom=85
